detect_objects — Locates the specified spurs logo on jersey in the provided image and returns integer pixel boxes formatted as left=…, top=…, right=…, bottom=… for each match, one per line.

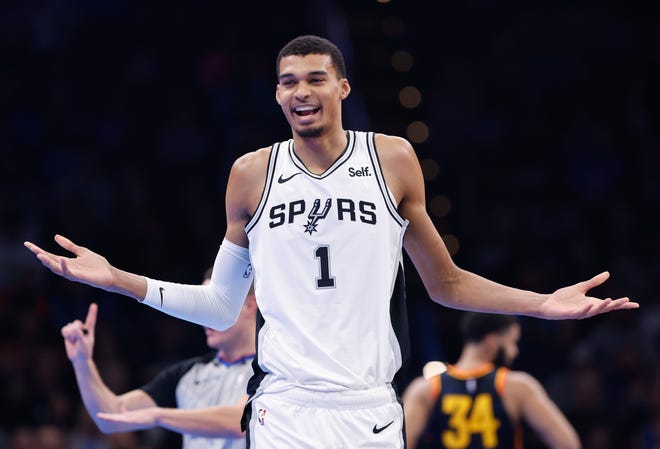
left=304, top=199, right=331, bottom=234
left=268, top=197, right=377, bottom=233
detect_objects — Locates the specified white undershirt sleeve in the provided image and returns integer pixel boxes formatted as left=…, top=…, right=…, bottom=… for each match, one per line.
left=141, top=239, right=253, bottom=330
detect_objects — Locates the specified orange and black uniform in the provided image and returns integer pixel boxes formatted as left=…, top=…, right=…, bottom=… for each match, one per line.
left=417, top=363, right=523, bottom=449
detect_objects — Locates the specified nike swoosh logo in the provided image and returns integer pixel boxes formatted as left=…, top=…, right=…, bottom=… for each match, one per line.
left=159, top=287, right=165, bottom=307
left=372, top=421, right=394, bottom=434
left=277, top=172, right=301, bottom=183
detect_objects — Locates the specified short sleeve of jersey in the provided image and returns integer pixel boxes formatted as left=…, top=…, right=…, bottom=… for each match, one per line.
left=140, top=352, right=215, bottom=407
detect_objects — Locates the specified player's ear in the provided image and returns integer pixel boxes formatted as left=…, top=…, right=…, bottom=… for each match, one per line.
left=276, top=84, right=282, bottom=105
left=339, top=79, right=351, bottom=100
left=482, top=333, right=498, bottom=350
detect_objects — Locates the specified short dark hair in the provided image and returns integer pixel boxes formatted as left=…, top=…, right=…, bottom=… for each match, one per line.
left=276, top=35, right=347, bottom=79
left=459, top=312, right=519, bottom=343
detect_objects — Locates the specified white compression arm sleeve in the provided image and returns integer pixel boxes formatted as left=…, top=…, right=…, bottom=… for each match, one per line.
left=142, top=239, right=253, bottom=330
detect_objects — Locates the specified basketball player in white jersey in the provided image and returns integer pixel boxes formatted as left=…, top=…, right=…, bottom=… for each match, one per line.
left=26, top=35, right=638, bottom=448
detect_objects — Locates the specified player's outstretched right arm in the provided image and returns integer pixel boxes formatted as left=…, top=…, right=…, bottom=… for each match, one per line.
left=24, top=150, right=268, bottom=330
left=24, top=233, right=252, bottom=330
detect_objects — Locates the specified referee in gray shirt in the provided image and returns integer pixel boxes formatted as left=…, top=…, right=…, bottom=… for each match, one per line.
left=61, top=270, right=256, bottom=449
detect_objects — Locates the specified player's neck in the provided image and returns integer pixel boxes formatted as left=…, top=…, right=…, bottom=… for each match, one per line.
left=292, top=129, right=348, bottom=174
left=454, top=346, right=492, bottom=370
left=216, top=341, right=256, bottom=364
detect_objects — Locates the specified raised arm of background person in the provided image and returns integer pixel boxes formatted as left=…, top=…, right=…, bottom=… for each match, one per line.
left=96, top=396, right=247, bottom=438
left=61, top=303, right=159, bottom=433
left=504, top=371, right=582, bottom=449
left=401, top=376, right=435, bottom=449
left=375, top=133, right=639, bottom=319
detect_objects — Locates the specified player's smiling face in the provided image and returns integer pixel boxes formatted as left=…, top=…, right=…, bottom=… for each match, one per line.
left=276, top=53, right=350, bottom=138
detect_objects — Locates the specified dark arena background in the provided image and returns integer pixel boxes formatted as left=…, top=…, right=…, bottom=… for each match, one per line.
left=1, top=1, right=659, bottom=448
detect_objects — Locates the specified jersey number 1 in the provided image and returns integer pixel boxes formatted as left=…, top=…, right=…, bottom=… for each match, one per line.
left=314, top=245, right=336, bottom=288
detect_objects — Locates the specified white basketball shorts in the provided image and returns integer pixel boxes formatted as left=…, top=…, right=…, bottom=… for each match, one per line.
left=244, top=385, right=405, bottom=449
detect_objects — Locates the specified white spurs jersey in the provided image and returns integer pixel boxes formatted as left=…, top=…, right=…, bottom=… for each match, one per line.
left=245, top=130, right=410, bottom=394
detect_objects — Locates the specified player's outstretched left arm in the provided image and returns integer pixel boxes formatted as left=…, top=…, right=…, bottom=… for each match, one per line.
left=537, top=271, right=637, bottom=319
left=378, top=133, right=639, bottom=319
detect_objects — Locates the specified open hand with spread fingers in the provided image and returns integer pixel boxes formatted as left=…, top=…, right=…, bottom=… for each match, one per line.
left=97, top=406, right=158, bottom=432
left=24, top=234, right=115, bottom=291
left=538, top=271, right=639, bottom=319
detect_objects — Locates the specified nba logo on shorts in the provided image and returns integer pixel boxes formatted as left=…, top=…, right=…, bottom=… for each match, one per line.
left=257, top=408, right=267, bottom=425
left=243, top=263, right=252, bottom=279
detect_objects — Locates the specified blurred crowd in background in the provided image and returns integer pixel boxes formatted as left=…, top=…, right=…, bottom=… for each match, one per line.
left=1, top=0, right=659, bottom=448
